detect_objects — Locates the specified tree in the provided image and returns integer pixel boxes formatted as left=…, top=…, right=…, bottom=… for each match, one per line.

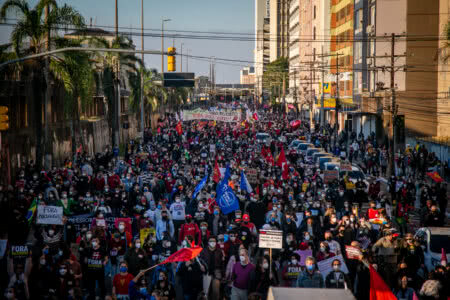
left=88, top=36, right=143, bottom=146
left=262, top=57, right=289, bottom=104
left=49, top=37, right=95, bottom=154
left=141, top=68, right=168, bottom=127
left=0, top=0, right=85, bottom=167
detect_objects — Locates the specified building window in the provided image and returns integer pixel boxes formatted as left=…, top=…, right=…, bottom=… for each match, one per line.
left=313, top=27, right=316, bottom=40
left=355, top=9, right=362, bottom=30
left=314, top=5, right=316, bottom=19
left=370, top=6, right=375, bottom=25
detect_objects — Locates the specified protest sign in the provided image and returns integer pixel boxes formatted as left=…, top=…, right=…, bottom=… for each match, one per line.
left=67, top=214, right=133, bottom=235
left=345, top=245, right=363, bottom=259
left=259, top=230, right=283, bottom=249
left=36, top=205, right=63, bottom=225
left=317, top=254, right=348, bottom=278
left=182, top=108, right=241, bottom=123
left=324, top=170, right=339, bottom=183
left=10, top=245, right=29, bottom=258
left=246, top=168, right=259, bottom=184
left=140, top=228, right=151, bottom=245
left=294, top=249, right=313, bottom=266
left=340, top=161, right=352, bottom=172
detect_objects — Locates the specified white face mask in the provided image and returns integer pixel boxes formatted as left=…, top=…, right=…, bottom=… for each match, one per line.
left=262, top=262, right=269, bottom=269
left=209, top=241, right=216, bottom=249
left=118, top=225, right=125, bottom=231
left=91, top=241, right=97, bottom=247
left=239, top=255, right=246, bottom=264
left=135, top=243, right=141, bottom=249
left=291, top=259, right=298, bottom=265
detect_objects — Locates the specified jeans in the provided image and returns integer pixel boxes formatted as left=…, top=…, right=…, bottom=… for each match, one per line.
left=231, top=286, right=248, bottom=300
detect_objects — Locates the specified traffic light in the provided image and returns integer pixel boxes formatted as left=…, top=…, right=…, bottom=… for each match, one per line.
left=0, top=106, right=8, bottom=131
left=167, top=47, right=176, bottom=72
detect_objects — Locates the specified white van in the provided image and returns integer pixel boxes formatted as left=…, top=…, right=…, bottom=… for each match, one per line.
left=414, top=227, right=450, bottom=271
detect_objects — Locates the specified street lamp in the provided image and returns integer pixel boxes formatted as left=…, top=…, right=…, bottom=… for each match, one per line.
left=186, top=49, right=191, bottom=72
left=161, top=18, right=171, bottom=74
left=180, top=43, right=184, bottom=72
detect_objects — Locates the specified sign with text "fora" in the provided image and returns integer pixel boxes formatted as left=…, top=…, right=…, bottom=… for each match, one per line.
left=36, top=205, right=63, bottom=225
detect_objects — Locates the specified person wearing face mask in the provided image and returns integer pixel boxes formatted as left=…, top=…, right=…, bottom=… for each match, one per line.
left=246, top=194, right=266, bottom=230
left=281, top=253, right=302, bottom=287
left=176, top=258, right=205, bottom=300
left=325, top=259, right=350, bottom=289
left=124, top=238, right=149, bottom=277
left=155, top=211, right=175, bottom=241
left=83, top=238, right=108, bottom=300
left=250, top=255, right=278, bottom=298
left=52, top=263, right=76, bottom=299
left=129, top=270, right=152, bottom=300
left=199, top=222, right=211, bottom=247
left=316, top=242, right=335, bottom=262
left=152, top=271, right=176, bottom=300
left=178, top=215, right=201, bottom=246
left=112, top=262, right=134, bottom=299
left=295, top=256, right=324, bottom=288
left=393, top=275, right=415, bottom=300
left=208, top=206, right=228, bottom=237
left=28, top=252, right=57, bottom=299
left=169, top=196, right=186, bottom=238
left=424, top=205, right=445, bottom=227
left=199, top=236, right=223, bottom=299
left=231, top=248, right=255, bottom=300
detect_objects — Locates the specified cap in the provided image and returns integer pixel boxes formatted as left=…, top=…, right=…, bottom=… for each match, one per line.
left=243, top=214, right=250, bottom=222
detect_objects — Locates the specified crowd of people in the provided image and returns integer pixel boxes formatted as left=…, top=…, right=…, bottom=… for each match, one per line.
left=0, top=109, right=448, bottom=300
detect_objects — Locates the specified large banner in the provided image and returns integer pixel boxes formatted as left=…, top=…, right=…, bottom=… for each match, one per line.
left=182, top=108, right=241, bottom=123
left=67, top=214, right=133, bottom=235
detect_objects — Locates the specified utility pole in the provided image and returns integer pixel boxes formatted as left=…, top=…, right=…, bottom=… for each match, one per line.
left=115, top=0, right=118, bottom=37
left=140, top=0, right=145, bottom=139
left=180, top=43, right=183, bottom=72
left=161, top=19, right=171, bottom=74
left=335, top=53, right=340, bottom=146
left=320, top=50, right=325, bottom=127
left=389, top=33, right=397, bottom=177
left=44, top=4, right=51, bottom=168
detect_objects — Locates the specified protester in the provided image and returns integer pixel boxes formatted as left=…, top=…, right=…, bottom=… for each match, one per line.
left=0, top=109, right=448, bottom=300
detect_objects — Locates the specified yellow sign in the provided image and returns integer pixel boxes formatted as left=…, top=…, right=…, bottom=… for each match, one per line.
left=321, top=82, right=331, bottom=94
left=317, top=98, right=353, bottom=108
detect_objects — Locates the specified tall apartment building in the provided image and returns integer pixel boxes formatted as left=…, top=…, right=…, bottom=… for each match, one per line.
left=329, top=0, right=354, bottom=128
left=240, top=66, right=256, bottom=85
left=270, top=0, right=290, bottom=62
left=254, top=0, right=271, bottom=97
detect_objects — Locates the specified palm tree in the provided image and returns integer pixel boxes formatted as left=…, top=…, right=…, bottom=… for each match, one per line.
left=140, top=68, right=168, bottom=127
left=88, top=36, right=143, bottom=146
left=49, top=37, right=95, bottom=154
left=0, top=0, right=85, bottom=167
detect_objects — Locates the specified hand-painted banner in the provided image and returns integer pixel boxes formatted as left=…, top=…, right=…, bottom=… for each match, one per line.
left=182, top=108, right=241, bottom=123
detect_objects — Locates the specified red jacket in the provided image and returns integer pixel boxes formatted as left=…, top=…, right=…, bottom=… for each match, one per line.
left=108, top=174, right=121, bottom=189
left=178, top=222, right=201, bottom=244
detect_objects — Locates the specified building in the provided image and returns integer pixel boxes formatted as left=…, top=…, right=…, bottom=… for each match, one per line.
left=254, top=0, right=271, bottom=97
left=359, top=0, right=449, bottom=156
left=270, top=0, right=289, bottom=62
left=240, top=66, right=256, bottom=85
left=329, top=0, right=354, bottom=130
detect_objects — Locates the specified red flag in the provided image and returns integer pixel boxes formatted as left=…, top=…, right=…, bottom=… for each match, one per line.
left=213, top=159, right=221, bottom=183
left=426, top=171, right=443, bottom=183
left=282, top=163, right=289, bottom=180
left=176, top=121, right=183, bottom=135
left=252, top=112, right=259, bottom=121
left=161, top=246, right=203, bottom=264
left=369, top=265, right=397, bottom=300
left=277, top=147, right=287, bottom=167
left=266, top=152, right=275, bottom=166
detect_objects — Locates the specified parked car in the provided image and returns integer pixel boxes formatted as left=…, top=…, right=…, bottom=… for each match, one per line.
left=288, top=138, right=306, bottom=150
left=319, top=156, right=338, bottom=171
left=294, top=143, right=314, bottom=155
left=312, top=152, right=330, bottom=166
left=305, top=148, right=322, bottom=162
left=414, top=227, right=450, bottom=271
left=256, top=132, right=271, bottom=144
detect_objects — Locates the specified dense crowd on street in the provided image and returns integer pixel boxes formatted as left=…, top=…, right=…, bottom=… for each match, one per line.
left=0, top=107, right=448, bottom=300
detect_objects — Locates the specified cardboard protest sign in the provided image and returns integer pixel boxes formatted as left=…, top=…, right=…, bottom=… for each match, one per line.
left=259, top=230, right=283, bottom=249
left=246, top=168, right=259, bottom=184
left=324, top=170, right=339, bottom=183
left=36, top=205, right=63, bottom=225
left=67, top=214, right=133, bottom=235
left=317, top=254, right=348, bottom=278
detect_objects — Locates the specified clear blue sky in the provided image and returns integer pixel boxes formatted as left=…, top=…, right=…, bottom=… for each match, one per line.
left=0, top=0, right=255, bottom=83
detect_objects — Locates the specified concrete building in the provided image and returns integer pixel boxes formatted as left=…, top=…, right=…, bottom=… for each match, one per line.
left=240, top=66, right=256, bottom=85
left=360, top=0, right=449, bottom=153
left=254, top=0, right=271, bottom=97
left=270, top=0, right=290, bottom=62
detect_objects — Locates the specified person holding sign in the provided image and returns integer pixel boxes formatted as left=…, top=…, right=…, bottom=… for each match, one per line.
left=325, top=258, right=350, bottom=289
left=295, top=256, right=324, bottom=288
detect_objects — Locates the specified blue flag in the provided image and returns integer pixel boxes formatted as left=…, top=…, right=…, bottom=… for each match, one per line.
left=192, top=171, right=208, bottom=200
left=216, top=180, right=240, bottom=214
left=223, top=164, right=231, bottom=182
left=240, top=170, right=253, bottom=194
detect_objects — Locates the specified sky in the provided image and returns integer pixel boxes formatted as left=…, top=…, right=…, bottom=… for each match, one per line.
left=0, top=0, right=255, bottom=83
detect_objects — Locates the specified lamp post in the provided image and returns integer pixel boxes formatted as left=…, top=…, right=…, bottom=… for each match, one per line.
left=180, top=43, right=184, bottom=72
left=140, top=0, right=145, bottom=139
left=161, top=18, right=171, bottom=74
left=186, top=49, right=191, bottom=72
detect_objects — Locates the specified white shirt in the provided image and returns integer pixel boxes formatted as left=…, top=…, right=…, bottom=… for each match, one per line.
left=170, top=202, right=186, bottom=221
